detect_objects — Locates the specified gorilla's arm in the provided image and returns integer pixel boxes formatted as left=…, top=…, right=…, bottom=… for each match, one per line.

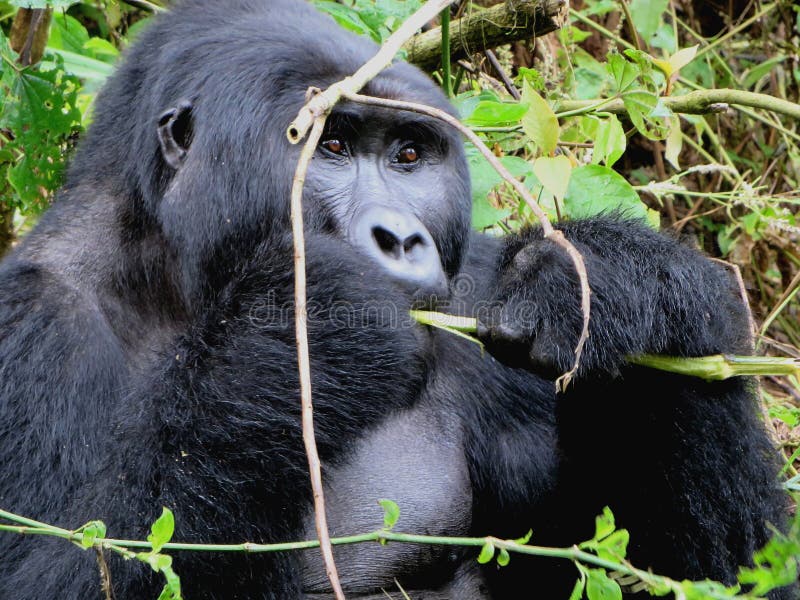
left=466, top=221, right=792, bottom=597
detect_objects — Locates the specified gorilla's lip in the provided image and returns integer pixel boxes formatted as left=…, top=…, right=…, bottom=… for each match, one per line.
left=410, top=285, right=451, bottom=311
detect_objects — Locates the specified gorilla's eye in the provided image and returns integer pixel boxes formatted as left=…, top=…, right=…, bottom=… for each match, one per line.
left=321, top=138, right=347, bottom=156
left=396, top=145, right=419, bottom=164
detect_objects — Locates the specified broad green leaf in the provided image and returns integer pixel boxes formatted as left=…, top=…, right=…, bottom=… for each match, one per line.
left=586, top=569, right=622, bottom=600
left=452, top=89, right=499, bottom=121
left=622, top=90, right=669, bottom=140
left=533, top=156, right=572, bottom=203
left=464, top=101, right=528, bottom=127
left=628, top=0, right=669, bottom=40
left=592, top=115, right=626, bottom=167
left=606, top=52, right=639, bottom=93
left=472, top=198, right=511, bottom=230
left=47, top=13, right=90, bottom=54
left=477, top=541, right=495, bottom=564
left=148, top=508, right=175, bottom=553
left=313, top=1, right=376, bottom=40
left=469, top=149, right=532, bottom=229
left=564, top=165, right=651, bottom=225
left=667, top=45, right=698, bottom=76
left=573, top=50, right=612, bottom=99
left=378, top=499, right=400, bottom=530
left=521, top=82, right=559, bottom=155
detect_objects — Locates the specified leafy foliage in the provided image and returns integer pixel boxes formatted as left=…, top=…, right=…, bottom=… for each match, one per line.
left=0, top=31, right=81, bottom=212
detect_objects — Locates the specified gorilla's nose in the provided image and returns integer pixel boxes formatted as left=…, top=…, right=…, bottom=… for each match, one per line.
left=351, top=206, right=447, bottom=294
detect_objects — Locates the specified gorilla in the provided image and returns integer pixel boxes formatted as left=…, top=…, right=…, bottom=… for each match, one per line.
left=0, top=0, right=794, bottom=598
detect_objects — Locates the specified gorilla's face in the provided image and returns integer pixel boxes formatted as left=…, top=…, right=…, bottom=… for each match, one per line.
left=304, top=103, right=468, bottom=299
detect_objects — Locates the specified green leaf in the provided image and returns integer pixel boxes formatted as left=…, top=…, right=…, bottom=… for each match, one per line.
left=564, top=165, right=651, bottom=225
left=1, top=55, right=83, bottom=212
left=593, top=506, right=616, bottom=541
left=622, top=90, right=669, bottom=140
left=606, top=52, right=639, bottom=93
left=667, top=45, right=698, bottom=76
left=378, top=499, right=400, bottom=530
left=513, top=530, right=533, bottom=545
left=477, top=541, right=495, bottom=564
left=79, top=520, right=107, bottom=549
left=468, top=149, right=531, bottom=229
left=596, top=530, right=630, bottom=562
left=472, top=198, right=511, bottom=230
left=496, top=548, right=510, bottom=567
left=586, top=569, right=622, bottom=600
left=464, top=101, right=528, bottom=127
left=628, top=0, right=669, bottom=40
left=313, top=1, right=377, bottom=41
left=568, top=575, right=587, bottom=600
left=521, top=82, right=559, bottom=155
left=592, top=115, right=626, bottom=167
left=533, top=156, right=572, bottom=203
left=147, top=508, right=175, bottom=553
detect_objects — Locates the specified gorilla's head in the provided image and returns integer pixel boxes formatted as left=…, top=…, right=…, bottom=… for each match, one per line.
left=71, top=0, right=470, bottom=302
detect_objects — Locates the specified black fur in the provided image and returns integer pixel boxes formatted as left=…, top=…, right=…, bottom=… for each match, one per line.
left=0, top=1, right=793, bottom=598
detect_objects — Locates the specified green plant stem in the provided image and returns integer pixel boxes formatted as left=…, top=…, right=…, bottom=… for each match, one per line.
left=0, top=510, right=703, bottom=596
left=409, top=311, right=800, bottom=380
left=554, top=96, right=618, bottom=119
left=556, top=89, right=800, bottom=121
left=440, top=8, right=452, bottom=97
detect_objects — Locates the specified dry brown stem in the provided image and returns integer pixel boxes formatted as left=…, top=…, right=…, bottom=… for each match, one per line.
left=287, top=2, right=459, bottom=598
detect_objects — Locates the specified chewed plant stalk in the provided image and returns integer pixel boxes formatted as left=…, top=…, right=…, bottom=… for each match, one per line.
left=410, top=309, right=800, bottom=382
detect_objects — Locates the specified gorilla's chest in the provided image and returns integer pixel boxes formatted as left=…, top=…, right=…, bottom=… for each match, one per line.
left=300, top=396, right=476, bottom=597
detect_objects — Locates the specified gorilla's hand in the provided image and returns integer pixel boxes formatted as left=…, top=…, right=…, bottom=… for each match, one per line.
left=476, top=236, right=584, bottom=379
left=476, top=219, right=752, bottom=380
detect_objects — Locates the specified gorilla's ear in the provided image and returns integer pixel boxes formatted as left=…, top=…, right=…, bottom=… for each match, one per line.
left=157, top=100, right=194, bottom=169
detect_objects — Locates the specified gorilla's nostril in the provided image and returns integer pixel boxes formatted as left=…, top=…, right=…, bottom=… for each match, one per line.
left=372, top=226, right=402, bottom=259
left=403, top=233, right=425, bottom=256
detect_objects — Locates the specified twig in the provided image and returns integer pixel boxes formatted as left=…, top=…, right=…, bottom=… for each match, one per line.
left=288, top=0, right=456, bottom=143
left=286, top=2, right=458, bottom=597
left=484, top=49, right=521, bottom=100
left=403, top=0, right=570, bottom=70
left=118, top=0, right=165, bottom=12
left=555, top=89, right=800, bottom=121
left=341, top=91, right=591, bottom=391
left=94, top=548, right=116, bottom=600
left=289, top=115, right=346, bottom=599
